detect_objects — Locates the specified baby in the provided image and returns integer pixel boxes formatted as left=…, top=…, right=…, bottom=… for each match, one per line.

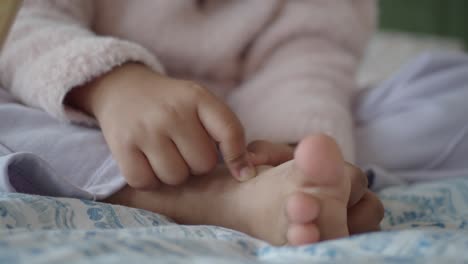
left=0, top=0, right=382, bottom=245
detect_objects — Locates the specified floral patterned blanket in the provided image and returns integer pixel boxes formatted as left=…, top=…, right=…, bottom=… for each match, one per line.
left=1, top=177, right=467, bottom=264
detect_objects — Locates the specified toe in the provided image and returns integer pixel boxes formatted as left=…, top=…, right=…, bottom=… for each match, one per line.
left=287, top=223, right=320, bottom=246
left=294, top=134, right=344, bottom=186
left=286, top=193, right=320, bottom=224
left=347, top=191, right=384, bottom=235
left=346, top=163, right=368, bottom=207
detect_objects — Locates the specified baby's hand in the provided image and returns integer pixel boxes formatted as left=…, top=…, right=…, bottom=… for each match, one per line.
left=67, top=64, right=255, bottom=190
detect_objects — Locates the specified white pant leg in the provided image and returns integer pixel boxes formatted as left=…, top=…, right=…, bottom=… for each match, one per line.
left=355, top=52, right=468, bottom=190
left=0, top=89, right=125, bottom=200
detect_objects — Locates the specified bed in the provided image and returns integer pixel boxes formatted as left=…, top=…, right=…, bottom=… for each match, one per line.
left=1, top=176, right=467, bottom=263
left=1, top=4, right=468, bottom=262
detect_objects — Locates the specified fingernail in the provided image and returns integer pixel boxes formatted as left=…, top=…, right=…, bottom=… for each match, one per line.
left=239, top=166, right=256, bottom=181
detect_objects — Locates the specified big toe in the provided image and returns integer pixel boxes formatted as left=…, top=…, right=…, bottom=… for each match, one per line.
left=293, top=134, right=344, bottom=186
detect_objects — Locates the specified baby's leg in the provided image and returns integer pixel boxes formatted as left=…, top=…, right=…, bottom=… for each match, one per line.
left=0, top=90, right=350, bottom=245
left=106, top=134, right=350, bottom=245
left=0, top=89, right=124, bottom=199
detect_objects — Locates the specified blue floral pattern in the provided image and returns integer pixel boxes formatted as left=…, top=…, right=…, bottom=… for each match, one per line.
left=0, top=178, right=467, bottom=263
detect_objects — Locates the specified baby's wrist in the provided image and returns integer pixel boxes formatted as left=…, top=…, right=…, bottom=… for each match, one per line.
left=65, top=78, right=100, bottom=118
left=65, top=63, right=156, bottom=118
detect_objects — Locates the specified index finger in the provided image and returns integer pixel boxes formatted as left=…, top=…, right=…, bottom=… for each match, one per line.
left=197, top=92, right=256, bottom=181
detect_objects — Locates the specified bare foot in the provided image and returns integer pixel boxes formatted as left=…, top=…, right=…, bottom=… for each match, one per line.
left=105, top=134, right=350, bottom=245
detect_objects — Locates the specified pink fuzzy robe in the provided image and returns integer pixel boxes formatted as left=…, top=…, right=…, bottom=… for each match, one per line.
left=0, top=0, right=376, bottom=161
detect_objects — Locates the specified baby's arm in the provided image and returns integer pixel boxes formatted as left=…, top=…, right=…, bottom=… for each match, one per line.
left=228, top=0, right=376, bottom=162
left=0, top=0, right=254, bottom=189
left=0, top=0, right=162, bottom=124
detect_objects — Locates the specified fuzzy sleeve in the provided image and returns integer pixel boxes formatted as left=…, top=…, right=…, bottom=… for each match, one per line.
left=0, top=0, right=163, bottom=125
left=228, top=0, right=376, bottom=161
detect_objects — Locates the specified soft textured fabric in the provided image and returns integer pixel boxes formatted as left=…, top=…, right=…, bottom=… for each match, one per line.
left=1, top=177, right=468, bottom=263
left=0, top=0, right=377, bottom=161
left=1, top=52, right=468, bottom=199
left=0, top=89, right=123, bottom=200
left=356, top=52, right=468, bottom=190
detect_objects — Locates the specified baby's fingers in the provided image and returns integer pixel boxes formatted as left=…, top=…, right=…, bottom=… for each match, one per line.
left=139, top=135, right=190, bottom=186
left=169, top=116, right=218, bottom=176
left=112, top=143, right=160, bottom=190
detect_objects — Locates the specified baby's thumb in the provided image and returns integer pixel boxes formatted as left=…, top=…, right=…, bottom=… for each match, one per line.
left=221, top=143, right=256, bottom=181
